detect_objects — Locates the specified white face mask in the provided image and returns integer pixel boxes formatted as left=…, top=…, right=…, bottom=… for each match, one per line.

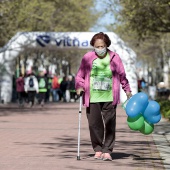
left=94, top=47, right=107, bottom=57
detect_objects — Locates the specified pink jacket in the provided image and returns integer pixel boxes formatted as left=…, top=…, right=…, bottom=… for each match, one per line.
left=75, top=50, right=131, bottom=107
left=16, top=77, right=25, bottom=92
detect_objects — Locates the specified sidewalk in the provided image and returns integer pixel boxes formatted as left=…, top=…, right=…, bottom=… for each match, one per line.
left=152, top=117, right=170, bottom=169
left=0, top=102, right=168, bottom=170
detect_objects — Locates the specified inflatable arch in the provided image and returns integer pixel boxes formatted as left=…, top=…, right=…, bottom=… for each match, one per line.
left=0, top=32, right=137, bottom=103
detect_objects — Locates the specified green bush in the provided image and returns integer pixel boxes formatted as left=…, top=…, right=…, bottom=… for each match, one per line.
left=156, top=99, right=170, bottom=119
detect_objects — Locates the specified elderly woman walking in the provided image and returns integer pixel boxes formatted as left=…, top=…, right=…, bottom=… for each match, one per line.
left=75, top=32, right=132, bottom=161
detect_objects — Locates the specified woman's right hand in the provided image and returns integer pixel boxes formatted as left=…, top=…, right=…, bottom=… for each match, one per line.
left=76, top=88, right=84, bottom=95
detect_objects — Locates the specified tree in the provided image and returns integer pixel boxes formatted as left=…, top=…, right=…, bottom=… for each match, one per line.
left=105, top=0, right=170, bottom=39
left=0, top=0, right=98, bottom=47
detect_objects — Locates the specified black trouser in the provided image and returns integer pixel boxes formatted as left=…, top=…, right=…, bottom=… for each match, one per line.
left=86, top=102, right=117, bottom=154
left=61, top=90, right=67, bottom=102
left=27, top=91, right=36, bottom=104
left=38, top=92, right=46, bottom=104
left=17, top=92, right=25, bottom=104
left=45, top=89, right=51, bottom=102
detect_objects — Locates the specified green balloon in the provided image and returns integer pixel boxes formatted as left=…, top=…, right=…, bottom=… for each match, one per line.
left=127, top=114, right=144, bottom=131
left=140, top=120, right=154, bottom=135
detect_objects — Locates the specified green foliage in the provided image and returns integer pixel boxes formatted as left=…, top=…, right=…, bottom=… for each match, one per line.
left=156, top=99, right=170, bottom=119
left=0, top=0, right=98, bottom=46
left=117, top=0, right=170, bottom=39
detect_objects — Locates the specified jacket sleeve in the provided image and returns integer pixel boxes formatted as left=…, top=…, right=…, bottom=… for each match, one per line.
left=117, top=56, right=131, bottom=92
left=75, top=57, right=86, bottom=90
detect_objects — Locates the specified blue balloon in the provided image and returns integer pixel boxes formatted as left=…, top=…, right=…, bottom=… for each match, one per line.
left=125, top=92, right=149, bottom=117
left=146, top=114, right=161, bottom=124
left=143, top=100, right=161, bottom=124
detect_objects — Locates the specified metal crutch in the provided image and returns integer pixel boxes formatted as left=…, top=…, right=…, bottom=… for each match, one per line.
left=77, top=91, right=83, bottom=160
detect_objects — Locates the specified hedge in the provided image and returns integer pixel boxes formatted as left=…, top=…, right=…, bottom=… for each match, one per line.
left=156, top=99, right=170, bottom=119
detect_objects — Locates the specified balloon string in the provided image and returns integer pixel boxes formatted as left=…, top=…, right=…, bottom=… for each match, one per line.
left=122, top=99, right=129, bottom=110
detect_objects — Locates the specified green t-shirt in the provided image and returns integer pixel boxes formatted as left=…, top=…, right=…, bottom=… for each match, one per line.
left=90, top=53, right=113, bottom=102
left=39, top=78, right=47, bottom=92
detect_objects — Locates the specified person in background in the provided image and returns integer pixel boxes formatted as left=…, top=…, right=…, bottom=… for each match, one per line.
left=138, top=77, right=146, bottom=92
left=24, top=72, right=39, bottom=107
left=46, top=73, right=53, bottom=102
left=16, top=73, right=25, bottom=107
left=60, top=76, right=68, bottom=102
left=37, top=71, right=48, bottom=107
left=23, top=73, right=28, bottom=103
left=75, top=32, right=132, bottom=161
left=51, top=74, right=60, bottom=102
left=58, top=75, right=63, bottom=101
left=67, top=75, right=77, bottom=102
left=141, top=77, right=146, bottom=91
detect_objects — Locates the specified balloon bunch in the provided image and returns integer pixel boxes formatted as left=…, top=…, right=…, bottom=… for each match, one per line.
left=123, top=92, right=161, bottom=135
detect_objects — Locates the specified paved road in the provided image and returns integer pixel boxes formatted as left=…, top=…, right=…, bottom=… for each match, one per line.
left=0, top=102, right=168, bottom=170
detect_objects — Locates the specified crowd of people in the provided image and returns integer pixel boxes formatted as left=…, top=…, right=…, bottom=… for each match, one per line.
left=15, top=71, right=77, bottom=108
